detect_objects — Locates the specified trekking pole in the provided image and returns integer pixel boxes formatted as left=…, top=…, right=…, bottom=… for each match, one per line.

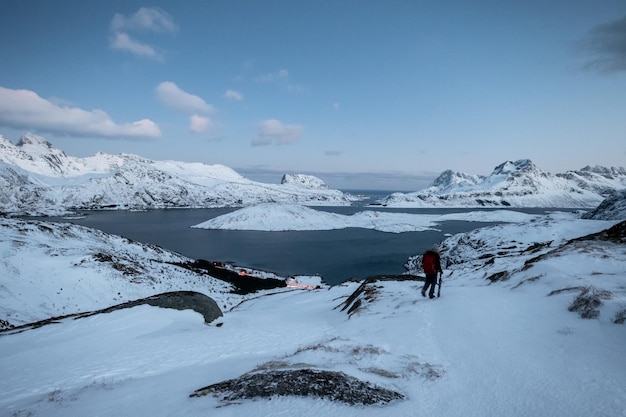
left=437, top=272, right=443, bottom=298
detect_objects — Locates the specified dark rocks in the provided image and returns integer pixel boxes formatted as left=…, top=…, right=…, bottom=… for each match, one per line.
left=567, top=287, right=612, bottom=319
left=139, top=291, right=223, bottom=323
left=1, top=291, right=223, bottom=335
left=190, top=369, right=404, bottom=405
left=338, top=275, right=422, bottom=316
left=173, top=259, right=287, bottom=295
left=582, top=189, right=626, bottom=220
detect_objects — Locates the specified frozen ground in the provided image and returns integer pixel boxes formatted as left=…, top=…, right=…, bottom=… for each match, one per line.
left=0, top=210, right=625, bottom=417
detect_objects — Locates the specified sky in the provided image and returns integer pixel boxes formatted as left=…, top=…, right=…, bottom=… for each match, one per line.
left=0, top=0, right=625, bottom=190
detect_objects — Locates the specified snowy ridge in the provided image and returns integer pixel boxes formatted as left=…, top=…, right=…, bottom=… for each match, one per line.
left=0, top=210, right=624, bottom=416
left=0, top=134, right=357, bottom=215
left=377, top=159, right=626, bottom=208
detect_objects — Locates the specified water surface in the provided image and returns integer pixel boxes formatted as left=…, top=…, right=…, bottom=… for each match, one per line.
left=34, top=205, right=560, bottom=285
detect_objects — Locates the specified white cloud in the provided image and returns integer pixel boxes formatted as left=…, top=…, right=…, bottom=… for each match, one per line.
left=156, top=82, right=214, bottom=115
left=255, top=119, right=303, bottom=146
left=0, top=86, right=161, bottom=139
left=189, top=115, right=212, bottom=133
left=110, top=32, right=162, bottom=61
left=224, top=90, right=243, bottom=102
left=109, top=7, right=176, bottom=60
left=110, top=7, right=177, bottom=33
left=255, top=69, right=290, bottom=83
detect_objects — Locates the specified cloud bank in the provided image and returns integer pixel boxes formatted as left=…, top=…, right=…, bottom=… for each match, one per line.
left=189, top=115, right=212, bottom=133
left=109, top=7, right=177, bottom=61
left=156, top=82, right=215, bottom=134
left=156, top=82, right=214, bottom=114
left=224, top=90, right=243, bottom=101
left=0, top=87, right=161, bottom=139
left=253, top=119, right=303, bottom=146
left=581, top=15, right=626, bottom=73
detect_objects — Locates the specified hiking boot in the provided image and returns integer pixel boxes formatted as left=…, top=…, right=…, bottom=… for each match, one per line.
left=421, top=290, right=426, bottom=298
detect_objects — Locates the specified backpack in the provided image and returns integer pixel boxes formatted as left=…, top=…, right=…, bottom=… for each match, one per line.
left=422, top=252, right=437, bottom=275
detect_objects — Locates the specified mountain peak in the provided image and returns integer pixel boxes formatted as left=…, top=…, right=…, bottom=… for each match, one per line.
left=430, top=169, right=482, bottom=189
left=16, top=133, right=54, bottom=149
left=491, top=159, right=537, bottom=176
left=281, top=174, right=329, bottom=189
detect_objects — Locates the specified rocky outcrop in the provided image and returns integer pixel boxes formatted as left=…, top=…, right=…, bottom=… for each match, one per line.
left=1, top=291, right=223, bottom=335
left=582, top=189, right=626, bottom=220
left=190, top=369, right=404, bottom=405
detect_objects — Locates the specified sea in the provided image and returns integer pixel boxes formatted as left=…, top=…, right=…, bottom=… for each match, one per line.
left=32, top=190, right=564, bottom=286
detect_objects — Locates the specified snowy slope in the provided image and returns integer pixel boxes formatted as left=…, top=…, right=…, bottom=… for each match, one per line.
left=1, top=208, right=625, bottom=416
left=378, top=159, right=626, bottom=208
left=192, top=203, right=539, bottom=232
left=0, top=217, right=248, bottom=325
left=0, top=134, right=357, bottom=215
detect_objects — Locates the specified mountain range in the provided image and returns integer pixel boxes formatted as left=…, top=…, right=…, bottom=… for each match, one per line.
left=0, top=134, right=356, bottom=215
left=376, top=159, right=626, bottom=208
left=1, top=133, right=625, bottom=214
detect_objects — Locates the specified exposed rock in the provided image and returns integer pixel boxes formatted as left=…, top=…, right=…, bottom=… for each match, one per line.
left=1, top=291, right=223, bottom=335
left=138, top=291, right=223, bottom=323
left=172, top=260, right=287, bottom=295
left=582, top=189, right=626, bottom=220
left=338, top=275, right=422, bottom=316
left=569, top=220, right=626, bottom=244
left=566, top=287, right=612, bottom=319
left=190, top=369, right=404, bottom=405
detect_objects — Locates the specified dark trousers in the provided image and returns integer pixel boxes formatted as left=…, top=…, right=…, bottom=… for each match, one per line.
left=422, top=273, right=438, bottom=298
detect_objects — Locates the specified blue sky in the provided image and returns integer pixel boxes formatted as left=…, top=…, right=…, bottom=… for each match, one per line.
left=0, top=1, right=625, bottom=190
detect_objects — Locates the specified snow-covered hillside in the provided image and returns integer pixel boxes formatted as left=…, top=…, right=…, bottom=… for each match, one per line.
left=377, top=159, right=626, bottom=208
left=192, top=203, right=539, bottom=232
left=0, top=208, right=624, bottom=416
left=0, top=133, right=356, bottom=215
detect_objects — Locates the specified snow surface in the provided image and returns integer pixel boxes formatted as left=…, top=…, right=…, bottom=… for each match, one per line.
left=1, top=209, right=625, bottom=416
left=192, top=203, right=539, bottom=232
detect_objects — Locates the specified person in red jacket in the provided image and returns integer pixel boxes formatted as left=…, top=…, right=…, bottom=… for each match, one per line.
left=421, top=248, right=443, bottom=299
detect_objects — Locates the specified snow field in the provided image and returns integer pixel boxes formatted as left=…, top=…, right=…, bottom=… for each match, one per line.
left=0, top=209, right=625, bottom=416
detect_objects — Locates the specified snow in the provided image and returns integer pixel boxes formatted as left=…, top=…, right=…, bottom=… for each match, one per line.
left=1, top=206, right=625, bottom=416
left=192, top=203, right=539, bottom=232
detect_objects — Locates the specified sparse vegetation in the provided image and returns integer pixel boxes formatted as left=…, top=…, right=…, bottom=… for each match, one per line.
left=567, top=287, right=612, bottom=319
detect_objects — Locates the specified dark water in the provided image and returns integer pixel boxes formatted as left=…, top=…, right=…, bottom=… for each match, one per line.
left=32, top=198, right=564, bottom=285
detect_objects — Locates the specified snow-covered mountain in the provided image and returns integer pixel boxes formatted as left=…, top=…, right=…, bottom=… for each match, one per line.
left=1, top=208, right=624, bottom=416
left=377, top=159, right=626, bottom=208
left=0, top=134, right=357, bottom=215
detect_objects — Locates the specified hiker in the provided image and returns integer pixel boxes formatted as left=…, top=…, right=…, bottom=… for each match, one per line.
left=421, top=248, right=443, bottom=299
